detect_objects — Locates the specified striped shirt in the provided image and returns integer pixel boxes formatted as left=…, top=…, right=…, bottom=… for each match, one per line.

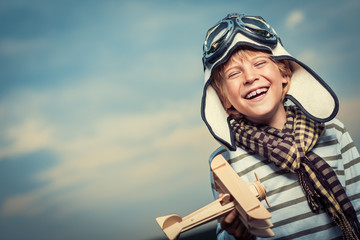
left=209, top=118, right=360, bottom=239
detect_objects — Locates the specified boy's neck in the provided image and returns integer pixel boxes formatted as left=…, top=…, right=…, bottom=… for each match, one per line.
left=246, top=105, right=287, bottom=129
left=268, top=112, right=287, bottom=129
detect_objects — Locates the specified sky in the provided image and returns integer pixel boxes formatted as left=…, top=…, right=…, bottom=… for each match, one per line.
left=0, top=0, right=360, bottom=240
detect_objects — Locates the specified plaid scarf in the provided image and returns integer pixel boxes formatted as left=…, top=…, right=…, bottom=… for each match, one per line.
left=231, top=105, right=360, bottom=239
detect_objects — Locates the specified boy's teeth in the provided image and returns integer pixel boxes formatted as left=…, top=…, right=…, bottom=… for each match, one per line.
left=246, top=88, right=268, bottom=99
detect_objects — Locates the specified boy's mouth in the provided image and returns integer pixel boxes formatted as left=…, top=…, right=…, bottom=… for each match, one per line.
left=245, top=87, right=269, bottom=100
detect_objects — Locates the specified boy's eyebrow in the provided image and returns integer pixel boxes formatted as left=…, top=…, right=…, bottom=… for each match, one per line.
left=252, top=55, right=269, bottom=61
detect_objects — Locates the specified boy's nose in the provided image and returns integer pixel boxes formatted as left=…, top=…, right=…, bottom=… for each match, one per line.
left=243, top=69, right=259, bottom=85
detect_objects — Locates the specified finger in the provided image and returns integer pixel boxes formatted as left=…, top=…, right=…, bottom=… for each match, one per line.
left=226, top=216, right=241, bottom=235
left=235, top=223, right=255, bottom=240
left=233, top=220, right=248, bottom=239
left=221, top=209, right=238, bottom=229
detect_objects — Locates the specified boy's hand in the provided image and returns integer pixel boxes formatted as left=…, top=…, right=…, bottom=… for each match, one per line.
left=218, top=193, right=255, bottom=240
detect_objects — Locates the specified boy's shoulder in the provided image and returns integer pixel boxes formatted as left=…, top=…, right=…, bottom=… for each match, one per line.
left=208, top=145, right=251, bottom=165
left=209, top=146, right=227, bottom=165
left=325, top=117, right=345, bottom=128
left=323, top=118, right=347, bottom=137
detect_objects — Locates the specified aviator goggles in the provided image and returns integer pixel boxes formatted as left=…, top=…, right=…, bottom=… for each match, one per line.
left=202, top=13, right=280, bottom=69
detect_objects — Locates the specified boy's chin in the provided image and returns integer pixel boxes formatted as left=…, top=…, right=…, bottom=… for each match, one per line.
left=243, top=106, right=286, bottom=126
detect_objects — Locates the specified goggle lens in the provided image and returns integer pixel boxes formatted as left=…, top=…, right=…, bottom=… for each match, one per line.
left=204, top=21, right=232, bottom=55
left=239, top=16, right=275, bottom=39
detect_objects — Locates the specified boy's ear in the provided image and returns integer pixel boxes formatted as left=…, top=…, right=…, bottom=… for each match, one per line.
left=282, top=75, right=289, bottom=84
left=224, top=98, right=232, bottom=109
left=221, top=87, right=232, bottom=109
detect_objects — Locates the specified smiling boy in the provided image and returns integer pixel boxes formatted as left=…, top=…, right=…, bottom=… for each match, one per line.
left=201, top=14, right=360, bottom=239
left=212, top=48, right=290, bottom=129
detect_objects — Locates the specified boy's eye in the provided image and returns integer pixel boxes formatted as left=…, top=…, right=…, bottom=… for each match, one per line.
left=255, top=60, right=267, bottom=67
left=228, top=71, right=241, bottom=78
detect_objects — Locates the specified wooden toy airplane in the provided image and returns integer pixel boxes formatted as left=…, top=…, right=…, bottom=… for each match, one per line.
left=156, top=154, right=274, bottom=239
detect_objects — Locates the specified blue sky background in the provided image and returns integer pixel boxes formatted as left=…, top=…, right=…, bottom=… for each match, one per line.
left=1, top=1, right=360, bottom=239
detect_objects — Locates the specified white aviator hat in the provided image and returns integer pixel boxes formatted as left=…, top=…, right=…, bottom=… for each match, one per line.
left=201, top=13, right=339, bottom=151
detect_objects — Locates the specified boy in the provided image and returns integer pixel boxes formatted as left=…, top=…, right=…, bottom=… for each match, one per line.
left=201, top=13, right=360, bottom=239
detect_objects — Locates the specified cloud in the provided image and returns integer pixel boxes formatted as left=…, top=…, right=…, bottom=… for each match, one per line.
left=286, top=10, right=304, bottom=29
left=0, top=80, right=218, bottom=217
left=1, top=118, right=53, bottom=158
left=1, top=119, right=215, bottom=218
left=296, top=49, right=322, bottom=69
left=0, top=10, right=208, bottom=216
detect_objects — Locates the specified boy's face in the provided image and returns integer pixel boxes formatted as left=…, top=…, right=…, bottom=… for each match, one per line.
left=222, top=51, right=289, bottom=125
